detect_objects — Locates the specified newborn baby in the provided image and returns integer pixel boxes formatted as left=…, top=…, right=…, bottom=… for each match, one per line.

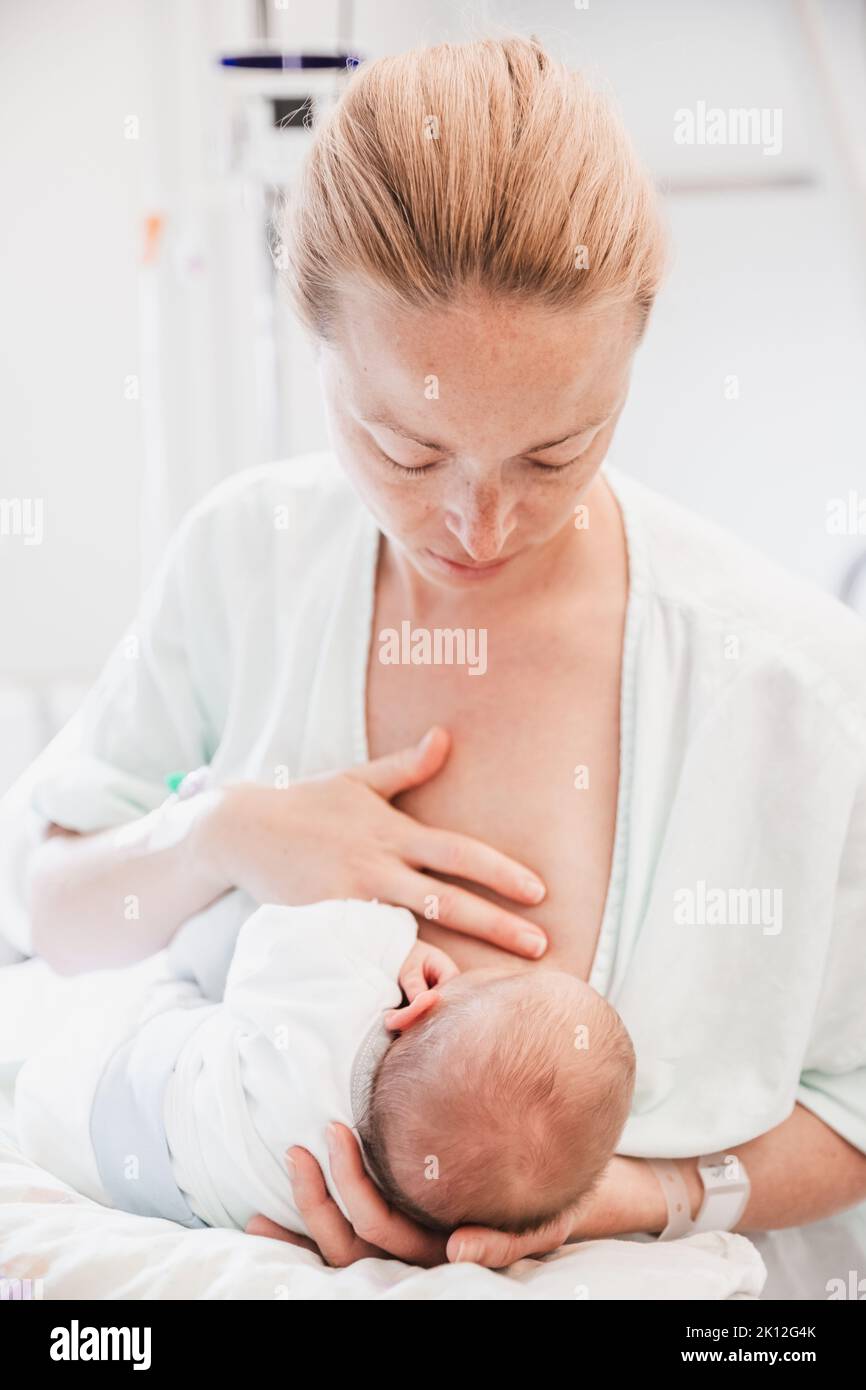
left=362, top=953, right=636, bottom=1235
left=16, top=898, right=635, bottom=1240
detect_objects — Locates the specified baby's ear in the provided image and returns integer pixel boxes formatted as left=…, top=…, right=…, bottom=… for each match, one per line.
left=384, top=989, right=441, bottom=1034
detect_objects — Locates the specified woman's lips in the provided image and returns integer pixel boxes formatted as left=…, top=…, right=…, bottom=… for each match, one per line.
left=425, top=549, right=512, bottom=579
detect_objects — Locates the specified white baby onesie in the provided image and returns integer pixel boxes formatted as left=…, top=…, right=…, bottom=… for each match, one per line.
left=164, top=898, right=417, bottom=1233
left=15, top=899, right=417, bottom=1237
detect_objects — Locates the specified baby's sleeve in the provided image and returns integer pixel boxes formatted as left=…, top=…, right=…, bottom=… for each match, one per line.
left=222, top=900, right=418, bottom=1034
left=795, top=763, right=866, bottom=1153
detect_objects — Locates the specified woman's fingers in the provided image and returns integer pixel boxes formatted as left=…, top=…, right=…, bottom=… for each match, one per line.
left=249, top=1155, right=572, bottom=1272
left=286, top=1146, right=380, bottom=1267
left=326, top=1124, right=446, bottom=1268
left=395, top=869, right=548, bottom=959
left=346, top=728, right=549, bottom=959
left=410, top=826, right=546, bottom=907
left=446, top=1211, right=572, bottom=1268
left=244, top=1213, right=319, bottom=1255
left=350, top=726, right=451, bottom=800
left=347, top=730, right=549, bottom=939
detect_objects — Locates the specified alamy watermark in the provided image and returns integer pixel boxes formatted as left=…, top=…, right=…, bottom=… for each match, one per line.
left=1, top=1276, right=44, bottom=1300
left=674, top=880, right=783, bottom=936
left=826, top=1270, right=866, bottom=1299
left=0, top=497, right=43, bottom=545
left=50, top=1321, right=151, bottom=1370
left=826, top=491, right=866, bottom=536
left=674, top=102, right=783, bottom=156
left=378, top=622, right=487, bottom=676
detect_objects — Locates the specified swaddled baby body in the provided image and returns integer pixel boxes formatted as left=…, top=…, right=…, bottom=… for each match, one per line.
left=16, top=898, right=636, bottom=1240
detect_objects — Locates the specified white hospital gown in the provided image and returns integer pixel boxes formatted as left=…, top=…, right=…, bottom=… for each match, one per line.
left=1, top=453, right=864, bottom=1297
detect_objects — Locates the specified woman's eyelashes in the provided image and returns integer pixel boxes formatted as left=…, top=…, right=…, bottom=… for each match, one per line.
left=527, top=455, right=582, bottom=473
left=374, top=447, right=585, bottom=477
left=377, top=449, right=438, bottom=478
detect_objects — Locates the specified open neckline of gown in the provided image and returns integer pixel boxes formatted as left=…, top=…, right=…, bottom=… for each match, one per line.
left=349, top=465, right=648, bottom=998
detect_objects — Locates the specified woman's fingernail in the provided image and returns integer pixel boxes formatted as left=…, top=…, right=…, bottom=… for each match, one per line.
left=520, top=931, right=547, bottom=959
left=454, top=1241, right=481, bottom=1264
left=285, top=1155, right=296, bottom=1181
left=418, top=728, right=437, bottom=752
left=523, top=878, right=545, bottom=903
left=326, top=1124, right=338, bottom=1152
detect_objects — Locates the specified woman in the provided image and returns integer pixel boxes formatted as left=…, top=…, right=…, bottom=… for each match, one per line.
left=4, top=36, right=865, bottom=1293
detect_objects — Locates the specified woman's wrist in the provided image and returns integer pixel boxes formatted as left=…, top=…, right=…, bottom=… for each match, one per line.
left=569, top=1155, right=704, bottom=1242
left=187, top=783, right=247, bottom=895
left=567, top=1156, right=660, bottom=1240
left=619, top=1156, right=671, bottom=1235
left=641, top=1157, right=704, bottom=1236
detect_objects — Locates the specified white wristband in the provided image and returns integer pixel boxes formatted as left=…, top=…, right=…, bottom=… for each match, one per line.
left=646, top=1153, right=750, bottom=1241
left=645, top=1159, right=692, bottom=1241
left=693, top=1151, right=751, bottom=1233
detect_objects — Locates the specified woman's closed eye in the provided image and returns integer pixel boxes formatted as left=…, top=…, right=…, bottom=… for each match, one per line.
left=375, top=447, right=590, bottom=478
left=526, top=455, right=582, bottom=473
left=377, top=448, right=440, bottom=478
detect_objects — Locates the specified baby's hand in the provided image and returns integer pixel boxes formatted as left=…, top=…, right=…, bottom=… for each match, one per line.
left=398, top=939, right=460, bottom=1001
left=383, top=941, right=459, bottom=1033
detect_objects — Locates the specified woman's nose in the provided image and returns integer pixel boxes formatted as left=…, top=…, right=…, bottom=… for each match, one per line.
left=444, top=489, right=516, bottom=561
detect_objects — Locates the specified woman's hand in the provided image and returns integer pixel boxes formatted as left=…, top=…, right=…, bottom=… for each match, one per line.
left=199, top=726, right=549, bottom=960
left=245, top=1141, right=667, bottom=1270
left=246, top=1126, right=447, bottom=1268
left=445, top=1157, right=668, bottom=1265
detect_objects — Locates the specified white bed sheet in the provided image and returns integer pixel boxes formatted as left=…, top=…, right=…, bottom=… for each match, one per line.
left=0, top=958, right=766, bottom=1301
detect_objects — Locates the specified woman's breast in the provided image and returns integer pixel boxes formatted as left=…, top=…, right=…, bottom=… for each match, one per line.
left=367, top=657, right=621, bottom=981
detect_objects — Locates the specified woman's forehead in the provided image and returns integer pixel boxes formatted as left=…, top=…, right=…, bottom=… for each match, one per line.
left=325, top=296, right=634, bottom=440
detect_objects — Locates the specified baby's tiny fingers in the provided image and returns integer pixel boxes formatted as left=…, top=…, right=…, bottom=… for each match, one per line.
left=399, top=965, right=426, bottom=1002
left=425, top=946, right=460, bottom=986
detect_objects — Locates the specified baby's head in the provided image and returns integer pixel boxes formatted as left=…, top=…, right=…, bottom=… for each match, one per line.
left=357, top=969, right=635, bottom=1234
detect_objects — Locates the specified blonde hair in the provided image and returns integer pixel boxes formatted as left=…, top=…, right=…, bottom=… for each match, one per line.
left=279, top=34, right=666, bottom=340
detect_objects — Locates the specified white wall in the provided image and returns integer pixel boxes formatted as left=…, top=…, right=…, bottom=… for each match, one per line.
left=0, top=0, right=150, bottom=686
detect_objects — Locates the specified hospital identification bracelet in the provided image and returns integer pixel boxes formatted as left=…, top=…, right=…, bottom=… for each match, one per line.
left=645, top=1152, right=750, bottom=1241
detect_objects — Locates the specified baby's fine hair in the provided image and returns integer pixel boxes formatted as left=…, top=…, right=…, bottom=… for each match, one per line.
left=357, top=973, right=636, bottom=1235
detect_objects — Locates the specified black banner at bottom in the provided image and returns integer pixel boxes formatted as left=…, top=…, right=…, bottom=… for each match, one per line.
left=1, top=1295, right=861, bottom=1373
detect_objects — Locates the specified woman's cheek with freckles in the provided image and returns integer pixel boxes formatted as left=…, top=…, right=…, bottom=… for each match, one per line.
left=340, top=454, right=438, bottom=548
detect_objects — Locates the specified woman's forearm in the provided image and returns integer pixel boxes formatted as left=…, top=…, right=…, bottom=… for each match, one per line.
left=606, top=1104, right=866, bottom=1238
left=26, top=789, right=232, bottom=973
